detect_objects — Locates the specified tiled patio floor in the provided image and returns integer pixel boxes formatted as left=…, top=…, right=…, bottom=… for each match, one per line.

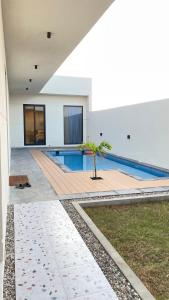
left=32, top=150, right=169, bottom=195
left=14, top=200, right=118, bottom=300
left=10, top=149, right=57, bottom=204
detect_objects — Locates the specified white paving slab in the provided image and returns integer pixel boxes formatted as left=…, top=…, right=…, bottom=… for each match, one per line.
left=14, top=200, right=118, bottom=300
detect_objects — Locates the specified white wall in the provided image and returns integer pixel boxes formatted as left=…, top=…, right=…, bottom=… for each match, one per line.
left=0, top=0, right=9, bottom=263
left=88, top=99, right=169, bottom=169
left=41, top=76, right=91, bottom=96
left=10, top=94, right=88, bottom=148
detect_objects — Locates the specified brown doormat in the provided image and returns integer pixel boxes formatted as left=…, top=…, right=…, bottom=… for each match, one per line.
left=9, top=175, right=29, bottom=186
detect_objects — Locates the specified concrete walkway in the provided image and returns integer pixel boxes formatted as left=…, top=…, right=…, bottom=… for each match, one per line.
left=10, top=149, right=57, bottom=204
left=11, top=150, right=118, bottom=299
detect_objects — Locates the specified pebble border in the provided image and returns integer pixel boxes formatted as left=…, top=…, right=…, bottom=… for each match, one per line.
left=3, top=205, right=15, bottom=300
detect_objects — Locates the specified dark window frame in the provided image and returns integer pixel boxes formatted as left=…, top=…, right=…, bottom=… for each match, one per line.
left=23, top=104, right=46, bottom=146
left=64, top=105, right=83, bottom=145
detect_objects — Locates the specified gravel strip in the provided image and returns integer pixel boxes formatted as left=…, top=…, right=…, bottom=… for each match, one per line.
left=3, top=205, right=16, bottom=300
left=59, top=190, right=169, bottom=203
left=61, top=199, right=141, bottom=300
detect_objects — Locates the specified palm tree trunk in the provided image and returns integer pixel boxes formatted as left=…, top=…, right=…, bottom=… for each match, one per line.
left=93, top=154, right=97, bottom=178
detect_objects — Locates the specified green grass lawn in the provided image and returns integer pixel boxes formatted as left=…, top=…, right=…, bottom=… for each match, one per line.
left=85, top=201, right=169, bottom=300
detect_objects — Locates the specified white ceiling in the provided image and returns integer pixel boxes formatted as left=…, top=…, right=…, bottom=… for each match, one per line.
left=2, top=0, right=113, bottom=94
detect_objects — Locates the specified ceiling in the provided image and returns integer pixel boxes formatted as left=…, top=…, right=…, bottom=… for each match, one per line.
left=2, top=0, right=113, bottom=94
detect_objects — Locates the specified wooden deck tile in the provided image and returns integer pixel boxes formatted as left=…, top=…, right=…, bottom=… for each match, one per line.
left=31, top=150, right=169, bottom=195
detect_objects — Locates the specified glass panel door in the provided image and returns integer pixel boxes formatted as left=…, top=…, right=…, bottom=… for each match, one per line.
left=24, top=105, right=46, bottom=145
left=24, top=105, right=35, bottom=145
left=35, top=106, right=45, bottom=145
left=64, top=106, right=83, bottom=144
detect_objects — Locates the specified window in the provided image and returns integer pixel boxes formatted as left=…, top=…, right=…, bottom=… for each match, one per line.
left=64, top=106, right=83, bottom=144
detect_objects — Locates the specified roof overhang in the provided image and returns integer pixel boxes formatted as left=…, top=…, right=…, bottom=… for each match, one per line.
left=2, top=0, right=113, bottom=94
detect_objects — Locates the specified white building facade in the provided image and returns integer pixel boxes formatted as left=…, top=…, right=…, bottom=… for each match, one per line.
left=1, top=0, right=169, bottom=296
left=10, top=76, right=91, bottom=148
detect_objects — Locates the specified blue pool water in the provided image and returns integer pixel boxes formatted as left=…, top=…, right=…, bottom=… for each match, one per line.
left=47, top=150, right=169, bottom=180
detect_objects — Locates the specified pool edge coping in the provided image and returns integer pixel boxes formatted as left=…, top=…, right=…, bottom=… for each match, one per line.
left=72, top=195, right=169, bottom=300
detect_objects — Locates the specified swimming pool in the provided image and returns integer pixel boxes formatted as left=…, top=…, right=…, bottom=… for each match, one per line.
left=47, top=150, right=169, bottom=180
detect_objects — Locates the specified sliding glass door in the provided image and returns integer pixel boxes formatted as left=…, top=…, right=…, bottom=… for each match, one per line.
left=64, top=106, right=83, bottom=144
left=24, top=105, right=46, bottom=145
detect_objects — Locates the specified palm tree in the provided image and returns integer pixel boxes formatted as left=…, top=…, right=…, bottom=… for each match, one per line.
left=80, top=141, right=112, bottom=179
